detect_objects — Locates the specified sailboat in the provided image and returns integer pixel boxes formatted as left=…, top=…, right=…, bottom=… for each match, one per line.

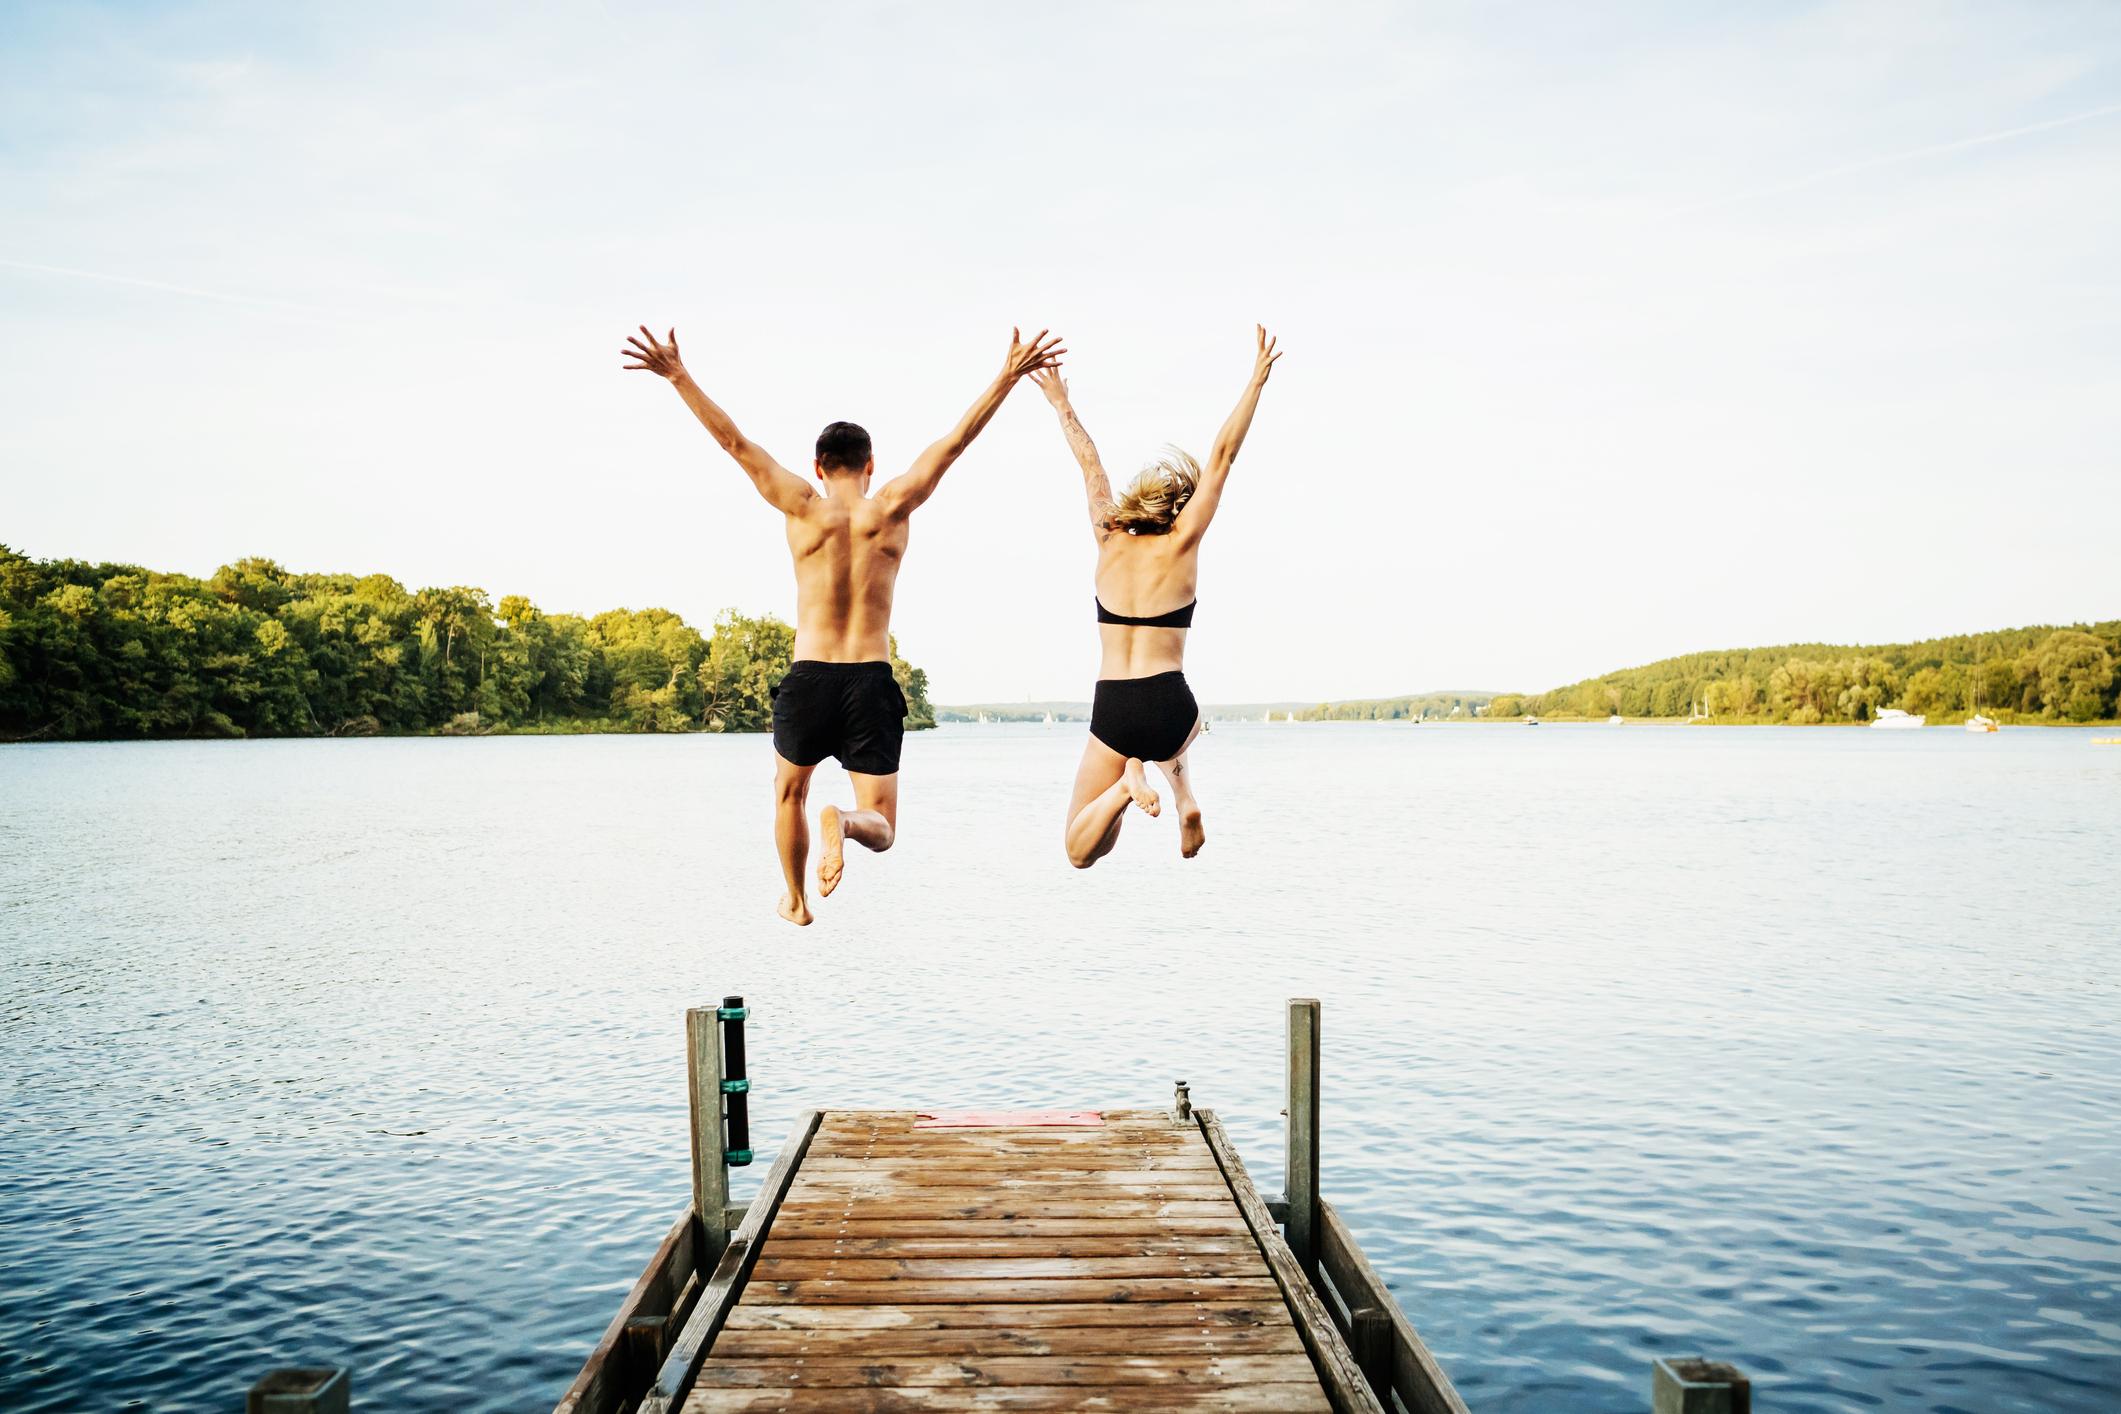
left=1044, top=710, right=1056, bottom=725
left=1965, top=680, right=1998, bottom=733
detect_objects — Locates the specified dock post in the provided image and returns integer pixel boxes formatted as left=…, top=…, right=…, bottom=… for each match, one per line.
left=686, top=1006, right=730, bottom=1265
left=1348, top=1306, right=1391, bottom=1394
left=1652, top=1357, right=1751, bottom=1413
left=1285, top=996, right=1321, bottom=1274
left=246, top=1368, right=349, bottom=1414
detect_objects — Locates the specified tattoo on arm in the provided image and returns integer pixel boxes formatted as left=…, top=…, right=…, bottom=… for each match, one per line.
left=1061, top=408, right=1116, bottom=521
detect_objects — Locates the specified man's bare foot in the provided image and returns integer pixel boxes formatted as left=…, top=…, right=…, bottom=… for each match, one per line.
left=1180, top=806, right=1206, bottom=858
left=778, top=892, right=813, bottom=926
left=1123, top=758, right=1161, bottom=816
left=817, top=805, right=845, bottom=897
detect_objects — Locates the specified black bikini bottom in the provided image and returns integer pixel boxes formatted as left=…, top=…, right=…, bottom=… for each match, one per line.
left=1090, top=671, right=1199, bottom=762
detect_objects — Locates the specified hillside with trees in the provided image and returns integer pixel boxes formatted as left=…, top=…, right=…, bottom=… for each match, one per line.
left=1486, top=622, right=2119, bottom=724
left=0, top=546, right=934, bottom=740
left=1295, top=690, right=1497, bottom=722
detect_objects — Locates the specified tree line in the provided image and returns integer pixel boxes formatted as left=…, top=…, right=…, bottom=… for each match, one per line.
left=1296, top=691, right=1496, bottom=722
left=1484, top=622, right=2120, bottom=724
left=0, top=546, right=935, bottom=741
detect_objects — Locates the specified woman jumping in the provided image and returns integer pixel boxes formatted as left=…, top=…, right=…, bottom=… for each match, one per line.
left=1030, top=325, right=1282, bottom=868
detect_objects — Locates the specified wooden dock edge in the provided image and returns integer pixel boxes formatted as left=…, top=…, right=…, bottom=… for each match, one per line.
left=639, top=1109, right=821, bottom=1414
left=552, top=1211, right=701, bottom=1414
left=1319, top=1198, right=1471, bottom=1414
left=1198, top=1109, right=1386, bottom=1414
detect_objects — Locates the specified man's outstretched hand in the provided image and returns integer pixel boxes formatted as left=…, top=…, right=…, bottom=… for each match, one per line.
left=1002, top=327, right=1066, bottom=382
left=622, top=326, right=686, bottom=380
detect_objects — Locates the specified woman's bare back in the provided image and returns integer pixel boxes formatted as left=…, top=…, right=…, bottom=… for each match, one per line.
left=1093, top=532, right=1197, bottom=679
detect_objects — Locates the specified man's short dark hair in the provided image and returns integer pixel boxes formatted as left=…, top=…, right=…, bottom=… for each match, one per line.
left=816, top=421, right=872, bottom=473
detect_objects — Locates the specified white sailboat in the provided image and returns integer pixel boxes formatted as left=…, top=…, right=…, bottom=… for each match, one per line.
left=1965, top=680, right=1998, bottom=732
left=1870, top=708, right=1925, bottom=730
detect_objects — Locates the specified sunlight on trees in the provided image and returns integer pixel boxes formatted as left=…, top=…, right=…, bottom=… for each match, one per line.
left=0, top=546, right=935, bottom=740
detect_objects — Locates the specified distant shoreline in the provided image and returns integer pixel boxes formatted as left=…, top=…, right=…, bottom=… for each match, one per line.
left=11, top=716, right=2119, bottom=746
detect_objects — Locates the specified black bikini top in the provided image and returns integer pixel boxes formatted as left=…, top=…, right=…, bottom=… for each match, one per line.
left=1096, top=597, right=1196, bottom=629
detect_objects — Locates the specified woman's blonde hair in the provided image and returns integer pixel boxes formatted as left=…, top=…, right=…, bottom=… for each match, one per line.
left=1104, top=447, right=1200, bottom=535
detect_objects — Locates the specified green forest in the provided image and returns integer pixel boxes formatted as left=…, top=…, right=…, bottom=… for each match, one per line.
left=1484, top=622, right=2120, bottom=724
left=0, top=545, right=935, bottom=741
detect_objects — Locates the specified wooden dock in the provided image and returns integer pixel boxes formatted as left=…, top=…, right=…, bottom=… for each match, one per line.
left=255, top=997, right=1756, bottom=1412
left=556, top=999, right=1471, bottom=1414
left=688, top=1108, right=1337, bottom=1410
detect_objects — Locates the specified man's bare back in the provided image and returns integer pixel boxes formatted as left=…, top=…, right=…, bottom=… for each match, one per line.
left=623, top=324, right=1063, bottom=923
left=782, top=477, right=908, bottom=663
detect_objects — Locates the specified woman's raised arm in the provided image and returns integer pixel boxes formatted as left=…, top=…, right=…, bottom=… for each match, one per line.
left=1031, top=367, right=1117, bottom=536
left=1173, top=325, right=1282, bottom=543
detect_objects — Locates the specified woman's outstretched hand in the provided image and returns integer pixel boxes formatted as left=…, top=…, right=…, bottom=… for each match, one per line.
left=1003, top=327, right=1067, bottom=382
left=622, top=326, right=687, bottom=380
left=1252, top=324, right=1284, bottom=384
left=1029, top=365, right=1070, bottom=408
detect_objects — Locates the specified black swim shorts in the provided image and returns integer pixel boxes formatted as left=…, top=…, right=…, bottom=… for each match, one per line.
left=1090, top=670, right=1200, bottom=763
left=771, top=660, right=908, bottom=775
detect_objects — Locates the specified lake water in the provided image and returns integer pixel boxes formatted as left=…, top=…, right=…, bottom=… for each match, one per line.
left=2, top=724, right=2117, bottom=1412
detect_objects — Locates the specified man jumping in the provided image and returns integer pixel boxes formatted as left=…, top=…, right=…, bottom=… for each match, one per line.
left=623, top=323, right=1063, bottom=924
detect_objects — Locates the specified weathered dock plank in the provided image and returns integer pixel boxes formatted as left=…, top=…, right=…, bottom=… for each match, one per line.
left=711, top=1323, right=1307, bottom=1359
left=684, top=1390, right=1332, bottom=1412
left=678, top=1110, right=1357, bottom=1413
left=721, top=1302, right=1284, bottom=1332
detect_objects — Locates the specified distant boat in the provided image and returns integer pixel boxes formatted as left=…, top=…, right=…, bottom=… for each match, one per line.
left=977, top=712, right=990, bottom=725
left=1965, top=681, right=1997, bottom=733
left=1043, top=710, right=1055, bottom=725
left=1284, top=712, right=1297, bottom=723
left=1608, top=713, right=1623, bottom=725
left=1870, top=709, right=1925, bottom=730
left=1524, top=715, right=1540, bottom=726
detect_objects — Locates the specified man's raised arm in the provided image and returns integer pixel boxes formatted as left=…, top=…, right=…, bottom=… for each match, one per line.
left=623, top=325, right=813, bottom=515
left=878, top=327, right=1065, bottom=517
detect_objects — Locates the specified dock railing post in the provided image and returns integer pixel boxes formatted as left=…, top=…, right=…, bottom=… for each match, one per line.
left=246, top=1368, right=349, bottom=1414
left=1285, top=996, right=1321, bottom=1275
left=1652, top=1357, right=1751, bottom=1413
left=686, top=1005, right=729, bottom=1265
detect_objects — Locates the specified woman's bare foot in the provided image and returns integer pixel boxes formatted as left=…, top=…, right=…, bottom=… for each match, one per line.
left=1179, top=806, right=1206, bottom=858
left=1123, top=758, right=1161, bottom=816
left=777, top=892, right=813, bottom=926
left=817, top=804, right=845, bottom=897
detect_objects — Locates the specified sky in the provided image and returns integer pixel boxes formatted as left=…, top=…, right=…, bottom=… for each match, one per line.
left=2, top=2, right=2117, bottom=705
